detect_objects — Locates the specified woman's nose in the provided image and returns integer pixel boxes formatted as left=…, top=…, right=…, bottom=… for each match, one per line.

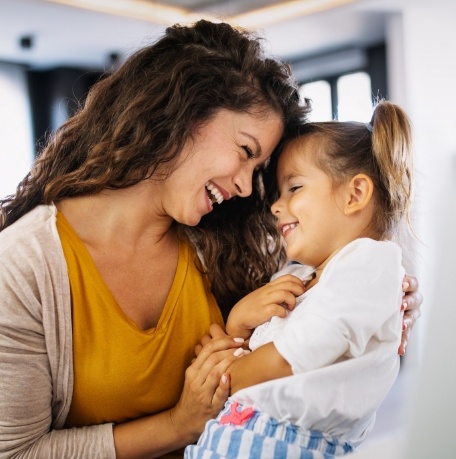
left=234, top=170, right=253, bottom=197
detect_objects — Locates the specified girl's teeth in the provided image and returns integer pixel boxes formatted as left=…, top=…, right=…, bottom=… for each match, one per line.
left=282, top=223, right=297, bottom=234
left=205, top=182, right=224, bottom=205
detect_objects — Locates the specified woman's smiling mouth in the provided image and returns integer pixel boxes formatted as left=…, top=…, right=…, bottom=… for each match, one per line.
left=205, top=182, right=224, bottom=205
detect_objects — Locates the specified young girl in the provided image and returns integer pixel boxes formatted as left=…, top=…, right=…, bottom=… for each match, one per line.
left=184, top=100, right=414, bottom=458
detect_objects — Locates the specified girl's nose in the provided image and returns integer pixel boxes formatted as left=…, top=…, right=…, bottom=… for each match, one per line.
left=271, top=198, right=282, bottom=215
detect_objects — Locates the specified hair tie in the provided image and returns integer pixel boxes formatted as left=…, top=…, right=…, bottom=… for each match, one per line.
left=365, top=122, right=373, bottom=133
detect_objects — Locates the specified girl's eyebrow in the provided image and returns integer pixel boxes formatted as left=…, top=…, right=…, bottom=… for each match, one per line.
left=281, top=173, right=298, bottom=182
left=240, top=132, right=261, bottom=155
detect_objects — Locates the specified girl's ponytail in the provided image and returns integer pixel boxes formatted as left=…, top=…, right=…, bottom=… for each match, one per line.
left=370, top=101, right=413, bottom=232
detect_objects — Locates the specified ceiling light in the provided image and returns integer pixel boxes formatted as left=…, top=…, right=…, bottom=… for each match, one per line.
left=230, top=0, right=361, bottom=28
left=42, top=0, right=215, bottom=25
left=41, top=0, right=361, bottom=28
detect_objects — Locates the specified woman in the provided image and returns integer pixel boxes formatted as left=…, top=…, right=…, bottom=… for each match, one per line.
left=0, top=20, right=421, bottom=459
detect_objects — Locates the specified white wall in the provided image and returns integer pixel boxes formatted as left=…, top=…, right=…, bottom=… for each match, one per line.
left=353, top=2, right=456, bottom=457
left=389, top=2, right=456, bottom=359
left=0, top=63, right=34, bottom=199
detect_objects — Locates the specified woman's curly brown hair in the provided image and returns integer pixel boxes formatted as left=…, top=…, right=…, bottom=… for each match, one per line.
left=0, top=20, right=308, bottom=320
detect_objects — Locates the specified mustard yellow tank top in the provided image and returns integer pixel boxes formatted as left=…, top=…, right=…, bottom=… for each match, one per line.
left=56, top=212, right=224, bottom=428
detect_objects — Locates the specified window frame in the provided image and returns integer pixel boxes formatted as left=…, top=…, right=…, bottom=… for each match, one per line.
left=295, top=43, right=387, bottom=121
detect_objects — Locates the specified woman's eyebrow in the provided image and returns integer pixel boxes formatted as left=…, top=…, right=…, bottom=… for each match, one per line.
left=240, top=132, right=261, bottom=155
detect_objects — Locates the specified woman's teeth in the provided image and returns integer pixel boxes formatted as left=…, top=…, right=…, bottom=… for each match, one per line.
left=205, top=182, right=224, bottom=205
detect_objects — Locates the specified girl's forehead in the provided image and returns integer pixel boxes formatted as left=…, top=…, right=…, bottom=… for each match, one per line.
left=279, top=138, right=313, bottom=168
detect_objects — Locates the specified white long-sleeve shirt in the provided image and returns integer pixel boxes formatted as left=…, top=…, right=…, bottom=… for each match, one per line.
left=234, top=238, right=403, bottom=447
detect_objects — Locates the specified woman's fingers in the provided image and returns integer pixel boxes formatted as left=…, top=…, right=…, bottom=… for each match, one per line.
left=191, top=326, right=243, bottom=376
left=399, top=274, right=423, bottom=355
left=172, top=329, right=247, bottom=435
left=402, top=273, right=419, bottom=293
left=399, top=309, right=420, bottom=356
left=196, top=344, right=244, bottom=385
left=211, top=373, right=231, bottom=412
left=208, top=323, right=230, bottom=339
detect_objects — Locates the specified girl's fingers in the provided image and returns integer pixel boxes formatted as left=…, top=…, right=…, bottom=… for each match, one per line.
left=270, top=276, right=306, bottom=296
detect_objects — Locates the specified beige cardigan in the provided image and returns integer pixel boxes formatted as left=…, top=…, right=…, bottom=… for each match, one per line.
left=0, top=205, right=116, bottom=458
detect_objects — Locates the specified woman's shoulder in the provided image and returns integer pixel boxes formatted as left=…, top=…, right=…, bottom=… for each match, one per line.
left=0, top=204, right=62, bottom=268
left=0, top=204, right=57, bottom=244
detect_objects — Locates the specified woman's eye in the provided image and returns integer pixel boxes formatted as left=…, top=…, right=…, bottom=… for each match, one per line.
left=242, top=145, right=255, bottom=159
left=289, top=186, right=302, bottom=193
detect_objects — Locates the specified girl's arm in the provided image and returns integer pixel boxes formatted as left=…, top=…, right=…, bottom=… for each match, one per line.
left=227, top=342, right=292, bottom=395
left=225, top=274, right=305, bottom=340
left=223, top=272, right=423, bottom=394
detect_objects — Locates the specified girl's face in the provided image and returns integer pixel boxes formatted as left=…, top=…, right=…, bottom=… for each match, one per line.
left=271, top=139, right=349, bottom=269
left=159, top=109, right=283, bottom=226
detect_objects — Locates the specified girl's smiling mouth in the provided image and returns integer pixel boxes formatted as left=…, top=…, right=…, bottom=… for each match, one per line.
left=280, top=222, right=298, bottom=238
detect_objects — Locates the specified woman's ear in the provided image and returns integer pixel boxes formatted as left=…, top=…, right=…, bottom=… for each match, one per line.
left=344, top=173, right=374, bottom=215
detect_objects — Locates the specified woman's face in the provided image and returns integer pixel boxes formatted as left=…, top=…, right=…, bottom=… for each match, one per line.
left=159, top=109, right=283, bottom=226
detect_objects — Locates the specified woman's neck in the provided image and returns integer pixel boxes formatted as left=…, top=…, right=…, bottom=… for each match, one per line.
left=56, top=183, right=175, bottom=251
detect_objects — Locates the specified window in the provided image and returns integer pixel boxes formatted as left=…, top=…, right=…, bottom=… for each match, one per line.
left=300, top=71, right=373, bottom=122
left=294, top=44, right=387, bottom=122
left=337, top=72, right=373, bottom=121
left=0, top=63, right=34, bottom=199
left=299, top=80, right=333, bottom=122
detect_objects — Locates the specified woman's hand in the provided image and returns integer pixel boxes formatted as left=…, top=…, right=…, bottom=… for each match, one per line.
left=114, top=324, right=245, bottom=458
left=169, top=324, right=245, bottom=440
left=225, top=274, right=306, bottom=339
left=400, top=274, right=423, bottom=356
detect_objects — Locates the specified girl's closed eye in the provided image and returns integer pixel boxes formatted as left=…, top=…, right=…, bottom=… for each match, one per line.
left=289, top=185, right=302, bottom=193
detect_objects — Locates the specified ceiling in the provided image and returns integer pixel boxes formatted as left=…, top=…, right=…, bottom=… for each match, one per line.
left=0, top=0, right=398, bottom=70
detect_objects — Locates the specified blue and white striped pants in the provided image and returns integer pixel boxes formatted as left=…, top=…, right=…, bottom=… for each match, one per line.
left=184, top=401, right=354, bottom=458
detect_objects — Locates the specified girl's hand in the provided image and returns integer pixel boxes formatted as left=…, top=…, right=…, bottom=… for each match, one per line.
left=169, top=324, right=245, bottom=440
left=225, top=274, right=306, bottom=339
left=400, top=274, right=423, bottom=356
